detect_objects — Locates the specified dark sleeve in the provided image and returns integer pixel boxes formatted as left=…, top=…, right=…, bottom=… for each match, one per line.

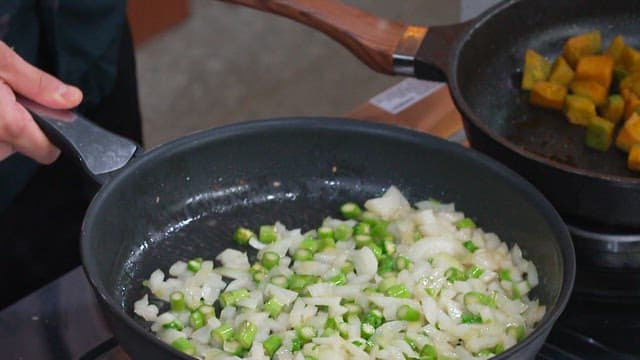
left=39, top=0, right=128, bottom=111
left=0, top=1, right=41, bottom=65
left=0, top=1, right=42, bottom=211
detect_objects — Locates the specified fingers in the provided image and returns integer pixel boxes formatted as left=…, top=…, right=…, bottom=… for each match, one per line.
left=0, top=41, right=82, bottom=109
left=0, top=81, right=60, bottom=164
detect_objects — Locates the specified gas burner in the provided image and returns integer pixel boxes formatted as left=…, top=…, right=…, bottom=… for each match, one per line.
left=548, top=296, right=640, bottom=358
left=563, top=220, right=640, bottom=301
left=567, top=222, right=640, bottom=269
left=542, top=220, right=640, bottom=358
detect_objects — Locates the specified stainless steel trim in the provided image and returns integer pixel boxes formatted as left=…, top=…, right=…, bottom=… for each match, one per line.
left=569, top=225, right=640, bottom=251
left=392, top=26, right=428, bottom=76
left=446, top=128, right=467, bottom=145
left=568, top=224, right=640, bottom=268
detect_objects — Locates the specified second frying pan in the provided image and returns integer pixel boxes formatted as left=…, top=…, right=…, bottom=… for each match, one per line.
left=220, top=0, right=640, bottom=229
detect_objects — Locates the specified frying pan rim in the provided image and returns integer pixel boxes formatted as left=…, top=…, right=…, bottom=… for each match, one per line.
left=80, top=116, right=575, bottom=358
left=447, top=0, right=640, bottom=185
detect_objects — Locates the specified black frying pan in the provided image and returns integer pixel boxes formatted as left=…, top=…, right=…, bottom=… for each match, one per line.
left=220, top=0, right=640, bottom=229
left=24, top=98, right=574, bottom=359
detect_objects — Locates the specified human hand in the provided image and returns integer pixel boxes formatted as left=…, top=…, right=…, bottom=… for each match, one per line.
left=0, top=41, right=83, bottom=164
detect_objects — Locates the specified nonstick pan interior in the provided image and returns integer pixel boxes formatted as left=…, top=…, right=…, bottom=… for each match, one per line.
left=453, top=0, right=640, bottom=179
left=82, top=118, right=573, bottom=358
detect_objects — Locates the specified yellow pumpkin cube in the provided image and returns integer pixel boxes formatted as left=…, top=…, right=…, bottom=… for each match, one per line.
left=522, top=49, right=551, bottom=90
left=569, top=80, right=608, bottom=106
left=529, top=81, right=567, bottom=110
left=549, top=56, right=575, bottom=86
left=615, top=112, right=640, bottom=152
left=621, top=88, right=640, bottom=119
left=619, top=72, right=640, bottom=97
left=607, top=35, right=626, bottom=65
left=575, top=55, right=614, bottom=89
left=620, top=45, right=640, bottom=73
left=564, top=94, right=596, bottom=126
left=563, top=30, right=602, bottom=68
left=585, top=116, right=615, bottom=151
left=599, top=94, right=625, bottom=124
left=629, top=144, right=640, bottom=171
left=627, top=96, right=640, bottom=119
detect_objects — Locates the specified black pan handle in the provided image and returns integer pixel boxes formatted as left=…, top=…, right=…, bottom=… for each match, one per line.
left=413, top=21, right=473, bottom=81
left=17, top=96, right=142, bottom=185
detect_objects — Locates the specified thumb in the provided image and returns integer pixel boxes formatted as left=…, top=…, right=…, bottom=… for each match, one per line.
left=0, top=41, right=83, bottom=109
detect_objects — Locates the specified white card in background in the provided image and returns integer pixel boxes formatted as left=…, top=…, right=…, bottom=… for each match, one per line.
left=369, top=78, right=444, bottom=115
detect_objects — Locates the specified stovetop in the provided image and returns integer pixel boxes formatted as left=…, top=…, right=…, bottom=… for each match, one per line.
left=1, top=265, right=638, bottom=360
left=544, top=222, right=640, bottom=359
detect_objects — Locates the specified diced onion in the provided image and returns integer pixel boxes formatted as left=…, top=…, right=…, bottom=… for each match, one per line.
left=134, top=187, right=545, bottom=359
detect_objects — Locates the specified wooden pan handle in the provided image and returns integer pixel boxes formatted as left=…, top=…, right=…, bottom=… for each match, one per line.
left=220, top=0, right=427, bottom=75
